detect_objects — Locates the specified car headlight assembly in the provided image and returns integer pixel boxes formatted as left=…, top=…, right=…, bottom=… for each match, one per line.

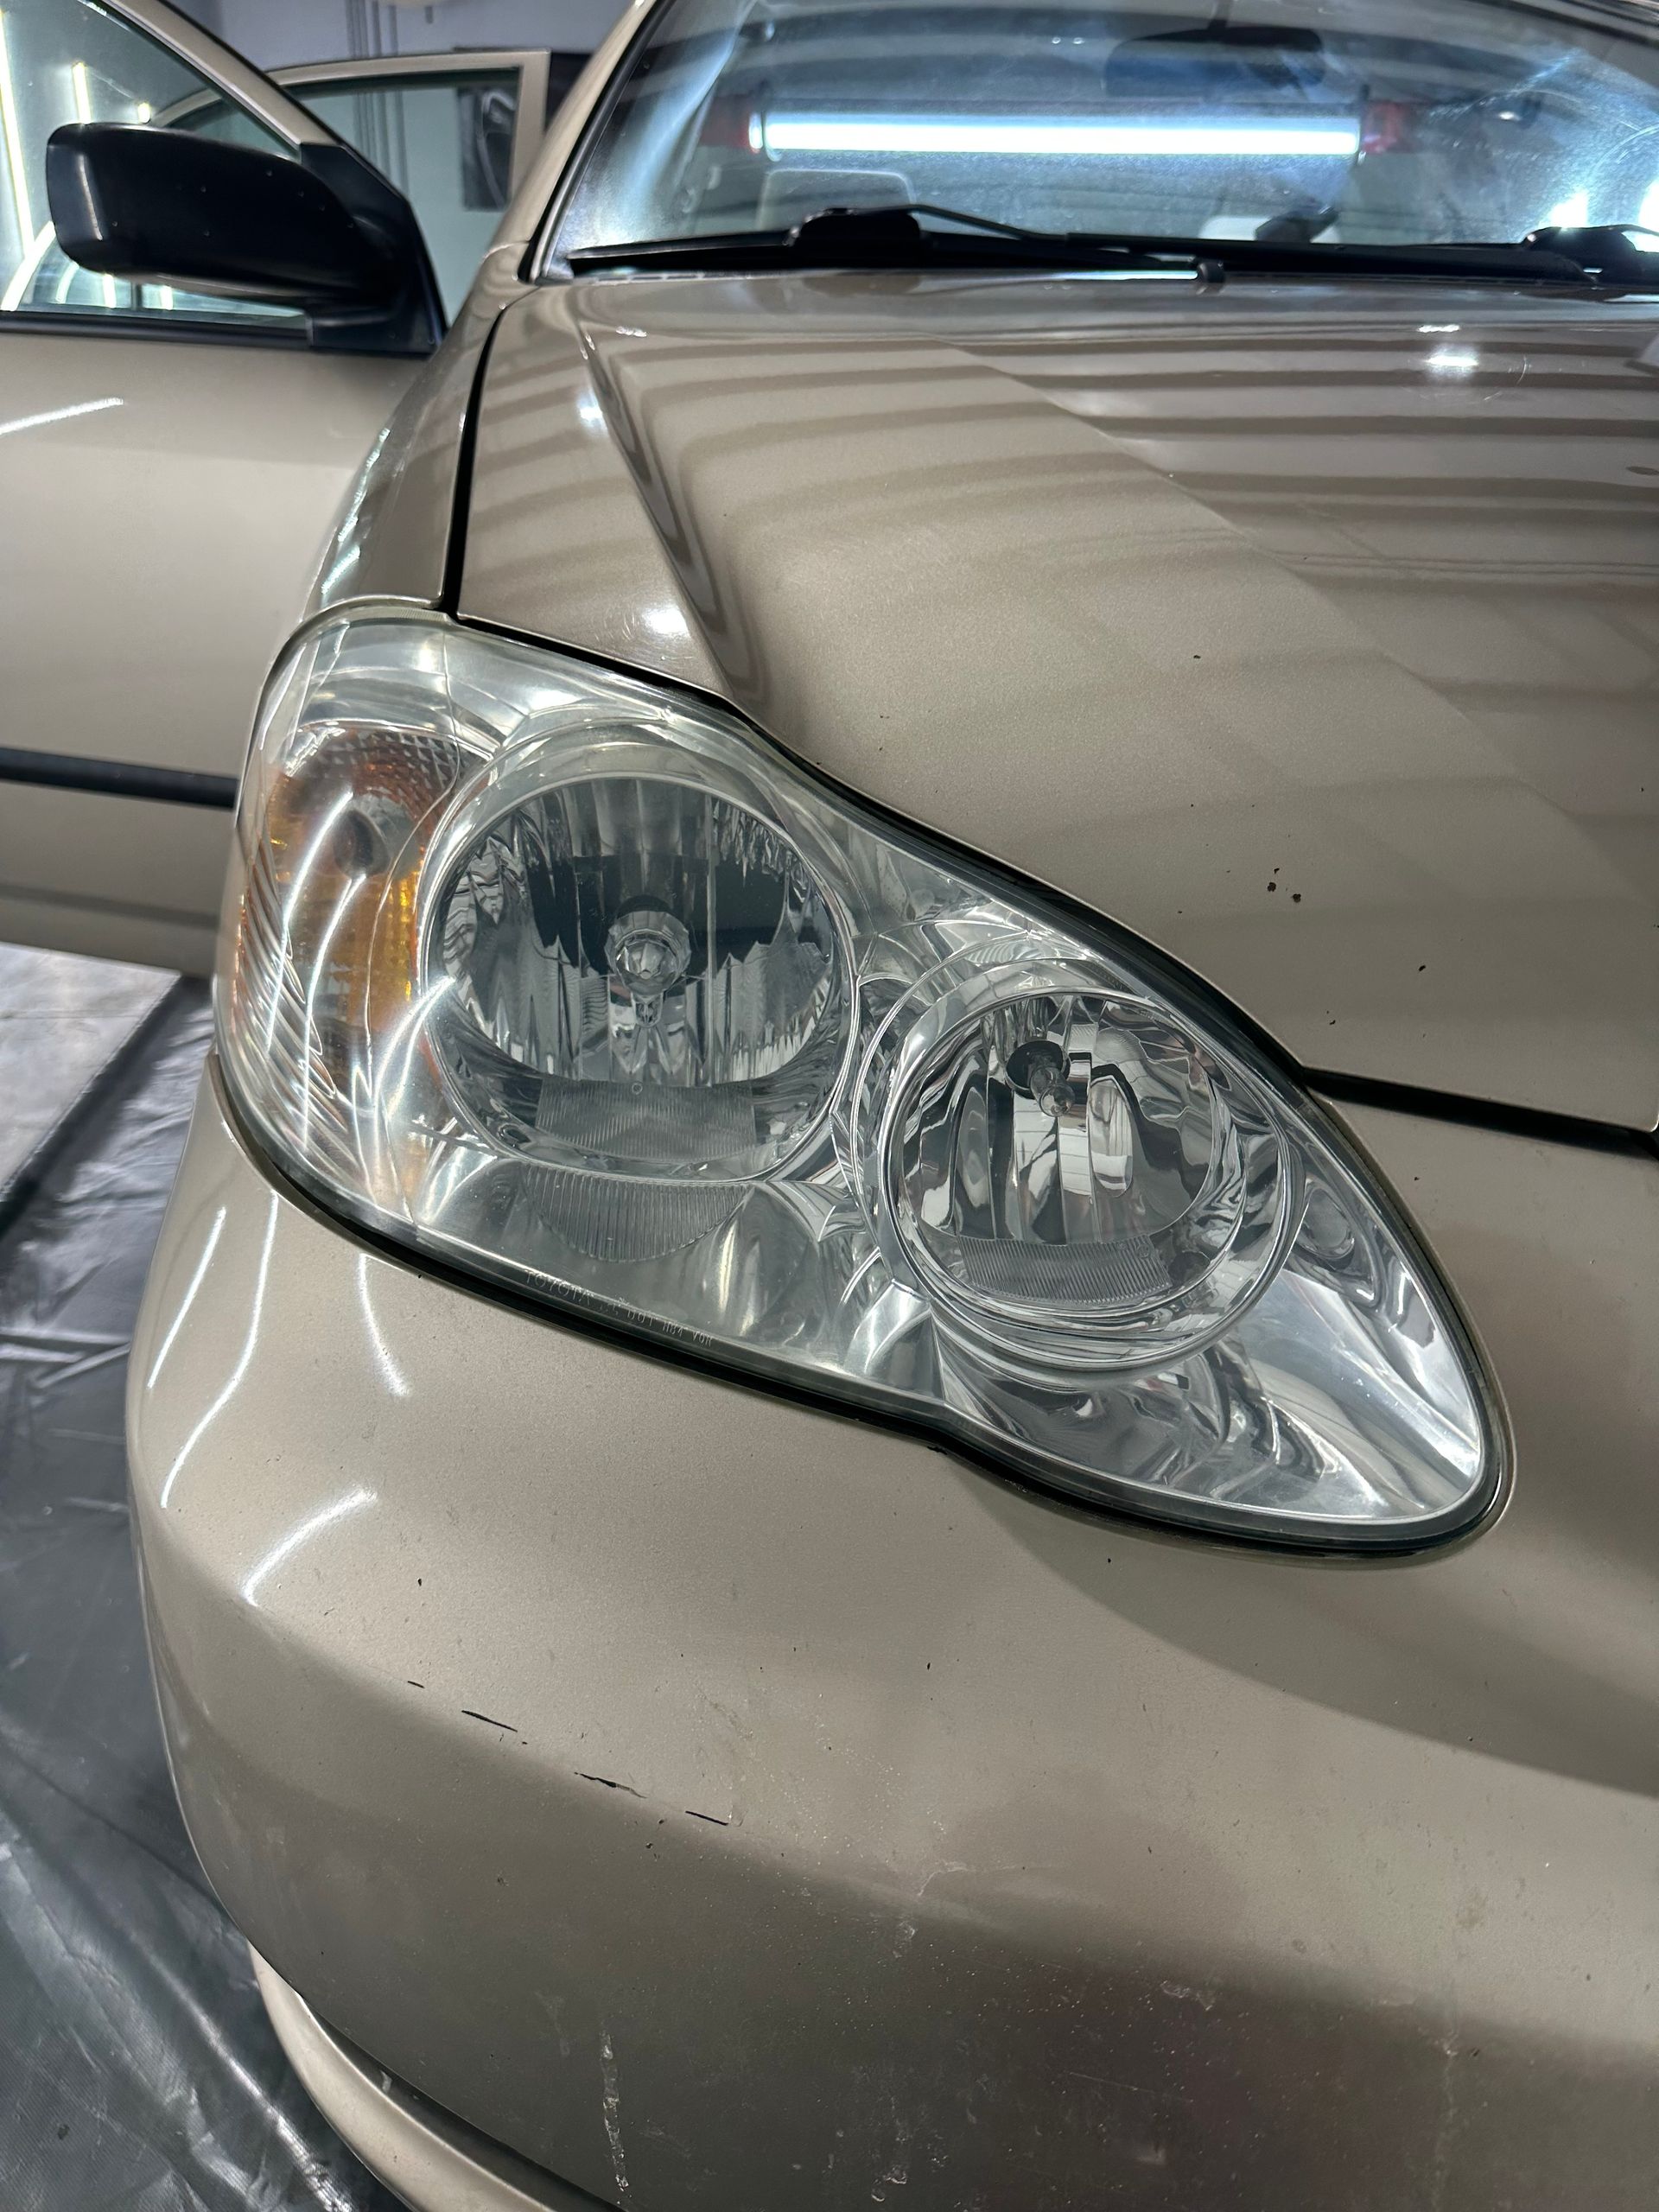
left=220, top=609, right=1501, bottom=1548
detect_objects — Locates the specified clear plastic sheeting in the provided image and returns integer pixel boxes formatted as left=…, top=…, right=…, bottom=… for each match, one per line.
left=0, top=986, right=397, bottom=2212
left=0, top=944, right=174, bottom=1224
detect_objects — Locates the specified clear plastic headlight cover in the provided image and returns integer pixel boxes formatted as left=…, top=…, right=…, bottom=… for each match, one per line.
left=220, top=609, right=1501, bottom=1547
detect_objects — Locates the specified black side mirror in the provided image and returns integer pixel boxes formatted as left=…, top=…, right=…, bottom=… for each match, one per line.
left=45, top=123, right=442, bottom=352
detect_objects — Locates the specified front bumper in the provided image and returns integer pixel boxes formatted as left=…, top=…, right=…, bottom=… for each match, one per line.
left=251, top=1948, right=601, bottom=2209
left=130, top=1065, right=1659, bottom=2210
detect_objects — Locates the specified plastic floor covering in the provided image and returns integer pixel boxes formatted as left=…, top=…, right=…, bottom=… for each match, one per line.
left=0, top=946, right=175, bottom=1227
left=0, top=984, right=399, bottom=2212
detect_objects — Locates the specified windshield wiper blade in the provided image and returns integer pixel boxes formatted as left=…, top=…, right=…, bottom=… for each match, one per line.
left=565, top=203, right=1618, bottom=289
left=1059, top=228, right=1592, bottom=284
left=564, top=205, right=1198, bottom=276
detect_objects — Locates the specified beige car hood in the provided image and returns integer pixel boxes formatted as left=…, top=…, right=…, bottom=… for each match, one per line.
left=458, top=274, right=1659, bottom=1129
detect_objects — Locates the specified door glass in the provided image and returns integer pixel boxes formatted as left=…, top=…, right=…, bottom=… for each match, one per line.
left=0, top=0, right=302, bottom=326
left=296, top=69, right=519, bottom=318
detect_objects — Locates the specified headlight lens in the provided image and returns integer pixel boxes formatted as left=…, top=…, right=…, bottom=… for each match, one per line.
left=427, top=763, right=848, bottom=1179
left=221, top=610, right=1500, bottom=1546
left=863, top=965, right=1287, bottom=1369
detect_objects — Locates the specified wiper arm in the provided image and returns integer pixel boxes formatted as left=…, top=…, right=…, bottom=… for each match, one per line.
left=1522, top=224, right=1659, bottom=283
left=564, top=205, right=1200, bottom=276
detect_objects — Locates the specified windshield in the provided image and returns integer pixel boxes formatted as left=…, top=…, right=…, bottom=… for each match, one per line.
left=553, top=0, right=1659, bottom=256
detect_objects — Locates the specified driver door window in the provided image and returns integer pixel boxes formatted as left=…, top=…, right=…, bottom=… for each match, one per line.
left=0, top=0, right=302, bottom=326
left=294, top=68, right=519, bottom=318
left=0, top=0, right=423, bottom=975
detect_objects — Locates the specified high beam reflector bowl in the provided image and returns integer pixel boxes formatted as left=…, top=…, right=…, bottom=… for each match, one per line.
left=879, top=982, right=1290, bottom=1369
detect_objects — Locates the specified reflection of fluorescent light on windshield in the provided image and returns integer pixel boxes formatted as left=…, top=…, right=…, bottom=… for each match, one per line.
left=761, top=117, right=1361, bottom=159
left=0, top=219, right=52, bottom=310
left=1547, top=188, right=1589, bottom=227
left=1640, top=180, right=1659, bottom=232
left=0, top=10, right=34, bottom=254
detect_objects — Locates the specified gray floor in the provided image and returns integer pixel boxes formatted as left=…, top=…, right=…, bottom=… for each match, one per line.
left=0, top=944, right=176, bottom=1213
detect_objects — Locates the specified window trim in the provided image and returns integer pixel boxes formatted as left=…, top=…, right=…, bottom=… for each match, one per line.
left=0, top=305, right=402, bottom=353
left=495, top=0, right=670, bottom=280
left=94, top=0, right=339, bottom=150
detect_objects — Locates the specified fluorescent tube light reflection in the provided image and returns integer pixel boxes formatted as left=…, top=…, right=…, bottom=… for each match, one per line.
left=0, top=8, right=34, bottom=258
left=761, top=116, right=1362, bottom=159
left=0, top=219, right=52, bottom=310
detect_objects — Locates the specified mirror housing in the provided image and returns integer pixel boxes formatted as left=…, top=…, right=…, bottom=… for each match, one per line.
left=45, top=123, right=441, bottom=351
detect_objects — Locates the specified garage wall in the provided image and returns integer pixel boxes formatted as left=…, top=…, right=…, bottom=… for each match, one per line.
left=175, top=0, right=626, bottom=69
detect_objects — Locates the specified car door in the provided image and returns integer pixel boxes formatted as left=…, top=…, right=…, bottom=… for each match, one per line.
left=270, top=50, right=592, bottom=320
left=0, top=0, right=436, bottom=975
